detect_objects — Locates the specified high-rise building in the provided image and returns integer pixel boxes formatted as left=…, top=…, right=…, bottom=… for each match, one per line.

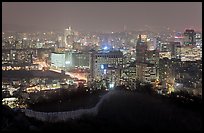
left=195, top=32, right=202, bottom=48
left=143, top=63, right=157, bottom=84
left=135, top=35, right=159, bottom=84
left=174, top=32, right=184, bottom=46
left=156, top=37, right=162, bottom=51
left=169, top=42, right=181, bottom=59
left=72, top=52, right=90, bottom=68
left=158, top=58, right=174, bottom=92
left=57, top=36, right=63, bottom=48
left=146, top=50, right=159, bottom=64
left=175, top=45, right=181, bottom=59
left=65, top=51, right=73, bottom=68
left=22, top=38, right=30, bottom=48
left=51, top=50, right=90, bottom=69
left=90, top=50, right=123, bottom=88
left=146, top=50, right=159, bottom=79
left=135, top=62, right=156, bottom=84
left=121, top=61, right=137, bottom=81
left=51, top=52, right=66, bottom=68
left=136, top=34, right=148, bottom=62
left=2, top=49, right=34, bottom=65
left=147, top=38, right=157, bottom=51
left=183, top=29, right=196, bottom=46
left=160, top=42, right=170, bottom=52
left=179, top=46, right=202, bottom=61
left=172, top=59, right=202, bottom=93
left=64, top=27, right=74, bottom=48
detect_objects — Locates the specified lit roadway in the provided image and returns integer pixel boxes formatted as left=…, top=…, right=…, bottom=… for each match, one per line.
left=33, top=60, right=87, bottom=81
left=33, top=60, right=48, bottom=69
left=49, top=68, right=87, bottom=81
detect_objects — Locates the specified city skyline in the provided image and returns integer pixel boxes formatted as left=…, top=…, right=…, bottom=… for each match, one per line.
left=2, top=2, right=202, bottom=33
left=2, top=2, right=202, bottom=131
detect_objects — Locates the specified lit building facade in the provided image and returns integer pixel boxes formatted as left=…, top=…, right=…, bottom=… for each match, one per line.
left=195, top=32, right=202, bottom=48
left=64, top=27, right=74, bottom=48
left=72, top=52, right=90, bottom=68
left=180, top=46, right=202, bottom=61
left=183, top=29, right=196, bottom=46
left=136, top=34, right=148, bottom=62
left=50, top=50, right=91, bottom=70
left=90, top=50, right=123, bottom=87
left=51, top=52, right=66, bottom=68
left=172, top=59, right=202, bottom=94
left=160, top=42, right=170, bottom=52
left=2, top=49, right=33, bottom=64
left=136, top=62, right=157, bottom=84
left=169, top=42, right=181, bottom=58
left=158, top=58, right=176, bottom=94
left=174, top=32, right=184, bottom=46
left=159, top=52, right=171, bottom=59
left=135, top=35, right=159, bottom=84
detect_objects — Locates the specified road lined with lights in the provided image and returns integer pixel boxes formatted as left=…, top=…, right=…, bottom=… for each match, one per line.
left=49, top=68, right=87, bottom=81
left=32, top=60, right=87, bottom=81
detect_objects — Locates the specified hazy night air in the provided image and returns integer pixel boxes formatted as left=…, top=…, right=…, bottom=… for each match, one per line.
left=2, top=2, right=202, bottom=132
left=2, top=2, right=202, bottom=33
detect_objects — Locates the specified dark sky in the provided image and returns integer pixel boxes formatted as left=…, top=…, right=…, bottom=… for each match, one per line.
left=2, top=2, right=202, bottom=33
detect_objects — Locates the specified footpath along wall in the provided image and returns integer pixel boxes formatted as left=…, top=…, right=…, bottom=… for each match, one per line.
left=21, top=90, right=115, bottom=123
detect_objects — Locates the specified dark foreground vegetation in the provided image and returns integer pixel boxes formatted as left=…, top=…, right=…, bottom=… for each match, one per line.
left=28, top=89, right=107, bottom=112
left=2, top=87, right=202, bottom=132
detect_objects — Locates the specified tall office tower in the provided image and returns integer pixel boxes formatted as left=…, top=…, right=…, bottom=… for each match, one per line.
left=183, top=29, right=196, bottom=46
left=22, top=37, right=30, bottom=48
left=174, top=32, right=184, bottom=46
left=64, top=26, right=73, bottom=48
left=195, top=32, right=202, bottom=48
left=169, top=42, right=181, bottom=59
left=57, top=36, right=63, bottom=48
left=90, top=50, right=123, bottom=88
left=146, top=50, right=159, bottom=64
left=147, top=37, right=157, bottom=51
left=155, top=37, right=162, bottom=51
left=158, top=58, right=174, bottom=93
left=136, top=34, right=157, bottom=83
left=136, top=34, right=148, bottom=63
left=51, top=52, right=66, bottom=68
left=175, top=45, right=181, bottom=59
left=72, top=51, right=90, bottom=68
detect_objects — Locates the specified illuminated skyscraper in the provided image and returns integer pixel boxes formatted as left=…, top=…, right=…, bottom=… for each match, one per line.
left=136, top=34, right=147, bottom=63
left=64, top=26, right=74, bottom=48
left=174, top=32, right=184, bottom=46
left=156, top=37, right=162, bottom=51
left=169, top=42, right=181, bottom=59
left=58, top=36, right=63, bottom=48
left=183, top=29, right=196, bottom=46
left=90, top=50, right=123, bottom=88
left=195, top=32, right=202, bottom=48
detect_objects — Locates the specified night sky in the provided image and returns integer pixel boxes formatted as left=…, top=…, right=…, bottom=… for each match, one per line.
left=2, top=2, right=202, bottom=33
